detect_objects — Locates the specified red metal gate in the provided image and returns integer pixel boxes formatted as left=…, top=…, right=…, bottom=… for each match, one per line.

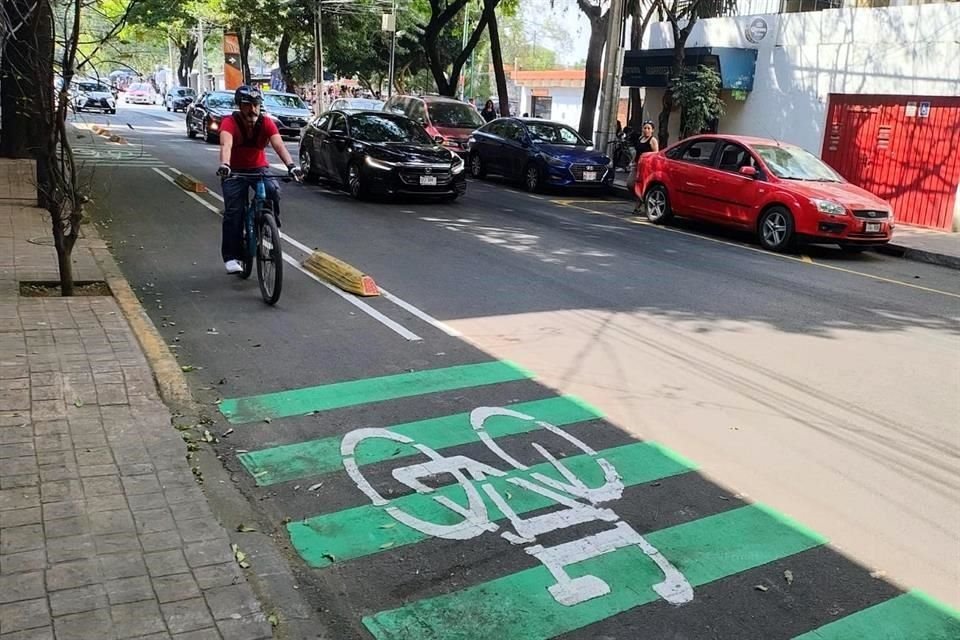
left=821, top=95, right=960, bottom=230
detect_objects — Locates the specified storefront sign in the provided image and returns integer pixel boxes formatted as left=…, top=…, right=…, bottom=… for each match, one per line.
left=905, top=101, right=918, bottom=117
left=745, top=18, right=768, bottom=44
left=919, top=101, right=931, bottom=118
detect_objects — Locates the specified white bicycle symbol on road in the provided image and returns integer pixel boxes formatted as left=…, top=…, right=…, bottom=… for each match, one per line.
left=342, top=406, right=693, bottom=607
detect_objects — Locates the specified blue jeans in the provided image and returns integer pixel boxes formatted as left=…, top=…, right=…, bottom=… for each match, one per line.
left=221, top=169, right=280, bottom=262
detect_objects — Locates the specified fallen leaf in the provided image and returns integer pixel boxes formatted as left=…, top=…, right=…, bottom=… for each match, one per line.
left=221, top=428, right=234, bottom=437
left=281, top=517, right=292, bottom=525
left=379, top=523, right=396, bottom=529
left=263, top=417, right=271, bottom=423
left=236, top=524, right=257, bottom=533
left=322, top=553, right=336, bottom=563
left=74, top=399, right=83, bottom=407
left=784, top=570, right=794, bottom=585
left=239, top=560, right=250, bottom=569
left=308, top=483, right=323, bottom=491
left=754, top=584, right=768, bottom=592
left=253, top=470, right=268, bottom=478
left=174, top=424, right=193, bottom=431
left=870, top=570, right=886, bottom=579
left=380, top=542, right=395, bottom=549
left=267, top=613, right=279, bottom=627
left=181, top=365, right=196, bottom=372
left=202, top=430, right=214, bottom=443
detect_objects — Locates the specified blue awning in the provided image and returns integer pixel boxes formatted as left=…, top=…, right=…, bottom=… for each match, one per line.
left=621, top=47, right=758, bottom=91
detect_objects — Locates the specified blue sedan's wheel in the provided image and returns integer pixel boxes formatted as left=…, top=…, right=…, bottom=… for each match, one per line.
left=469, top=153, right=486, bottom=179
left=524, top=163, right=541, bottom=192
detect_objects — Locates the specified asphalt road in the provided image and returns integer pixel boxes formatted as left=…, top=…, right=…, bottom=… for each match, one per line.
left=73, top=103, right=960, bottom=639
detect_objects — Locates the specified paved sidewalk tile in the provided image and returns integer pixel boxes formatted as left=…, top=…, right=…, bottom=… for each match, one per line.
left=0, top=200, right=274, bottom=638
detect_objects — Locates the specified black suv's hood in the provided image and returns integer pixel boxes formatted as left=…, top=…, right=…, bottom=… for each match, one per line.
left=367, top=142, right=453, bottom=164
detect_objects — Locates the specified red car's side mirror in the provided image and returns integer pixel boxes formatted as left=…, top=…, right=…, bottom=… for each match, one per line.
left=739, top=166, right=758, bottom=178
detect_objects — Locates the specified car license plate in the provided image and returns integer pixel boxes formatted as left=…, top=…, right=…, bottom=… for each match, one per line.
left=865, top=222, right=881, bottom=233
left=583, top=171, right=596, bottom=181
left=420, top=176, right=437, bottom=186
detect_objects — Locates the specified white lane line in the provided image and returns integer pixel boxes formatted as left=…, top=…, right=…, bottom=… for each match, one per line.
left=280, top=253, right=422, bottom=341
left=279, top=233, right=312, bottom=255
left=152, top=167, right=422, bottom=340
left=378, top=289, right=462, bottom=337
left=152, top=168, right=221, bottom=214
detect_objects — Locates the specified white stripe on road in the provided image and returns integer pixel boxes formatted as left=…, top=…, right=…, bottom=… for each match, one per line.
left=151, top=167, right=422, bottom=341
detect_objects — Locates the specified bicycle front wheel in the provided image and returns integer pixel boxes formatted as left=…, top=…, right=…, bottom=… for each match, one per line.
left=256, top=210, right=283, bottom=305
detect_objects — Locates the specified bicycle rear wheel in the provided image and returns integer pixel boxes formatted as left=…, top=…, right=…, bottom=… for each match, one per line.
left=256, top=209, right=283, bottom=305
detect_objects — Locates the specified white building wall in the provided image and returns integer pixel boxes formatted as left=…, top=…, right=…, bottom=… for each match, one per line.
left=642, top=3, right=960, bottom=154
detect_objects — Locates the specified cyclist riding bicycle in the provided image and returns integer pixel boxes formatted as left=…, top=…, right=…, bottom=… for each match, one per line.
left=217, top=85, right=303, bottom=274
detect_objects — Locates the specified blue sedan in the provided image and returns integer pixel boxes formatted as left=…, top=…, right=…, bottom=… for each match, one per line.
left=467, top=117, right=612, bottom=192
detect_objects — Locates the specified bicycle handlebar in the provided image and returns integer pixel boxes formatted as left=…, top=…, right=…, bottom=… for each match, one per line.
left=223, top=171, right=297, bottom=183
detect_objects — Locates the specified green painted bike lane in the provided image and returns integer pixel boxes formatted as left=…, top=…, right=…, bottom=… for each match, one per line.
left=220, top=361, right=960, bottom=639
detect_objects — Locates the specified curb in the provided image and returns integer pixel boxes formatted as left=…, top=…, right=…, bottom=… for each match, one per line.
left=875, top=242, right=960, bottom=271
left=85, top=226, right=331, bottom=639
left=302, top=250, right=380, bottom=296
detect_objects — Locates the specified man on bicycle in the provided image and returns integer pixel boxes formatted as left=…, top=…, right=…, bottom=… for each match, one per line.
left=217, top=85, right=303, bottom=274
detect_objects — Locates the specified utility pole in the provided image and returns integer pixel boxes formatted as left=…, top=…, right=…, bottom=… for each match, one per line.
left=595, top=0, right=625, bottom=157
left=197, top=17, right=205, bottom=93
left=459, top=2, right=469, bottom=100
left=386, top=0, right=397, bottom=99
left=314, top=0, right=324, bottom=115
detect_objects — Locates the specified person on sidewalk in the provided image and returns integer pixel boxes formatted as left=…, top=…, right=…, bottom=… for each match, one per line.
left=216, top=85, right=303, bottom=274
left=481, top=100, right=498, bottom=122
left=632, top=120, right=660, bottom=215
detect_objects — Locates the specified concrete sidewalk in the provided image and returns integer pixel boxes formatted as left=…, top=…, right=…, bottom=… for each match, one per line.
left=611, top=171, right=960, bottom=269
left=0, top=164, right=274, bottom=639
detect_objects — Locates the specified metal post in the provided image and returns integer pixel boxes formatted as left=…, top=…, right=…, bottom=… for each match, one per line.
left=459, top=2, right=469, bottom=100
left=314, top=0, right=324, bottom=115
left=197, top=18, right=205, bottom=93
left=387, top=0, right=397, bottom=99
left=595, top=0, right=625, bottom=156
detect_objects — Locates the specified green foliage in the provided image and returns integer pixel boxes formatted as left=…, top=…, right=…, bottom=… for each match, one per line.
left=670, top=64, right=725, bottom=138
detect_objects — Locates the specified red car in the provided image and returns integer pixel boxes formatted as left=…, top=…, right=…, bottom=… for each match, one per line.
left=637, top=134, right=894, bottom=252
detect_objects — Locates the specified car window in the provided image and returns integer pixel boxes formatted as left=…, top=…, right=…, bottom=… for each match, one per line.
left=348, top=114, right=433, bottom=144
left=665, top=143, right=685, bottom=160
left=525, top=122, right=586, bottom=145
left=499, top=121, right=521, bottom=141
left=204, top=94, right=234, bottom=109
left=329, top=113, right=347, bottom=134
left=482, top=121, right=503, bottom=137
left=312, top=114, right=331, bottom=130
left=409, top=101, right=427, bottom=123
left=716, top=143, right=755, bottom=173
left=754, top=144, right=843, bottom=182
left=679, top=140, right=717, bottom=166
left=426, top=101, right=484, bottom=128
left=264, top=93, right=308, bottom=110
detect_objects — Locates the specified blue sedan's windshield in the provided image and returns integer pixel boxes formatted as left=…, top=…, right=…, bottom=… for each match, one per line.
left=526, top=122, right=587, bottom=146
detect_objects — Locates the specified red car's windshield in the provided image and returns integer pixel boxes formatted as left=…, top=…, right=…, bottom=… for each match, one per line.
left=753, top=144, right=843, bottom=182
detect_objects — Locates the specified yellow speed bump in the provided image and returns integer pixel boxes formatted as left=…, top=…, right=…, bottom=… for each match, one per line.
left=302, top=251, right=379, bottom=296
left=174, top=172, right=208, bottom=193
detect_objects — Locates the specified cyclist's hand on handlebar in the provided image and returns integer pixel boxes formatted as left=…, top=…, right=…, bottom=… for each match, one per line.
left=217, top=163, right=231, bottom=179
left=287, top=163, right=304, bottom=183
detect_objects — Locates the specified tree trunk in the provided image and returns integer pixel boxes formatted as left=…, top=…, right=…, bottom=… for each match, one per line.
left=177, top=38, right=198, bottom=87
left=238, top=26, right=252, bottom=84
left=278, top=30, right=293, bottom=92
left=578, top=8, right=608, bottom=140
left=484, top=0, right=509, bottom=116
left=656, top=17, right=695, bottom=147
left=0, top=0, right=45, bottom=159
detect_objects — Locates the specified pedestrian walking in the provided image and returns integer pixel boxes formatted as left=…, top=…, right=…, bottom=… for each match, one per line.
left=632, top=120, right=660, bottom=215
left=480, top=100, right=498, bottom=122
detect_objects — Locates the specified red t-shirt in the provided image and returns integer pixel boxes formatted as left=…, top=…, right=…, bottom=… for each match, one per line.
left=221, top=114, right=279, bottom=170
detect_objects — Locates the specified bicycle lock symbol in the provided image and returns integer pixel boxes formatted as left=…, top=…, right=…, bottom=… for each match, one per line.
left=342, top=407, right=693, bottom=607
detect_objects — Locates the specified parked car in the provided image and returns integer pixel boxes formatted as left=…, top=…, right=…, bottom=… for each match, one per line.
left=71, top=79, right=116, bottom=114
left=468, top=117, right=612, bottom=192
left=638, top=134, right=895, bottom=252
left=262, top=91, right=312, bottom=138
left=125, top=82, right=158, bottom=105
left=298, top=110, right=466, bottom=200
left=329, top=97, right=385, bottom=112
left=164, top=86, right=196, bottom=112
left=383, top=94, right=484, bottom=157
left=185, top=91, right=235, bottom=143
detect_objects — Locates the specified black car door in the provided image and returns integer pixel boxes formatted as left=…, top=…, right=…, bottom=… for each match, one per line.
left=324, top=113, right=351, bottom=183
left=302, top=114, right=330, bottom=175
left=189, top=95, right=209, bottom=133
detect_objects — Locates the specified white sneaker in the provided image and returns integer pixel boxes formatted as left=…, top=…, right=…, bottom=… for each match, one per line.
left=224, top=259, right=243, bottom=274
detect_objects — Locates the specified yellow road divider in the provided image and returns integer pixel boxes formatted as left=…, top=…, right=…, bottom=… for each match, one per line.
left=302, top=250, right=380, bottom=296
left=174, top=172, right=208, bottom=193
